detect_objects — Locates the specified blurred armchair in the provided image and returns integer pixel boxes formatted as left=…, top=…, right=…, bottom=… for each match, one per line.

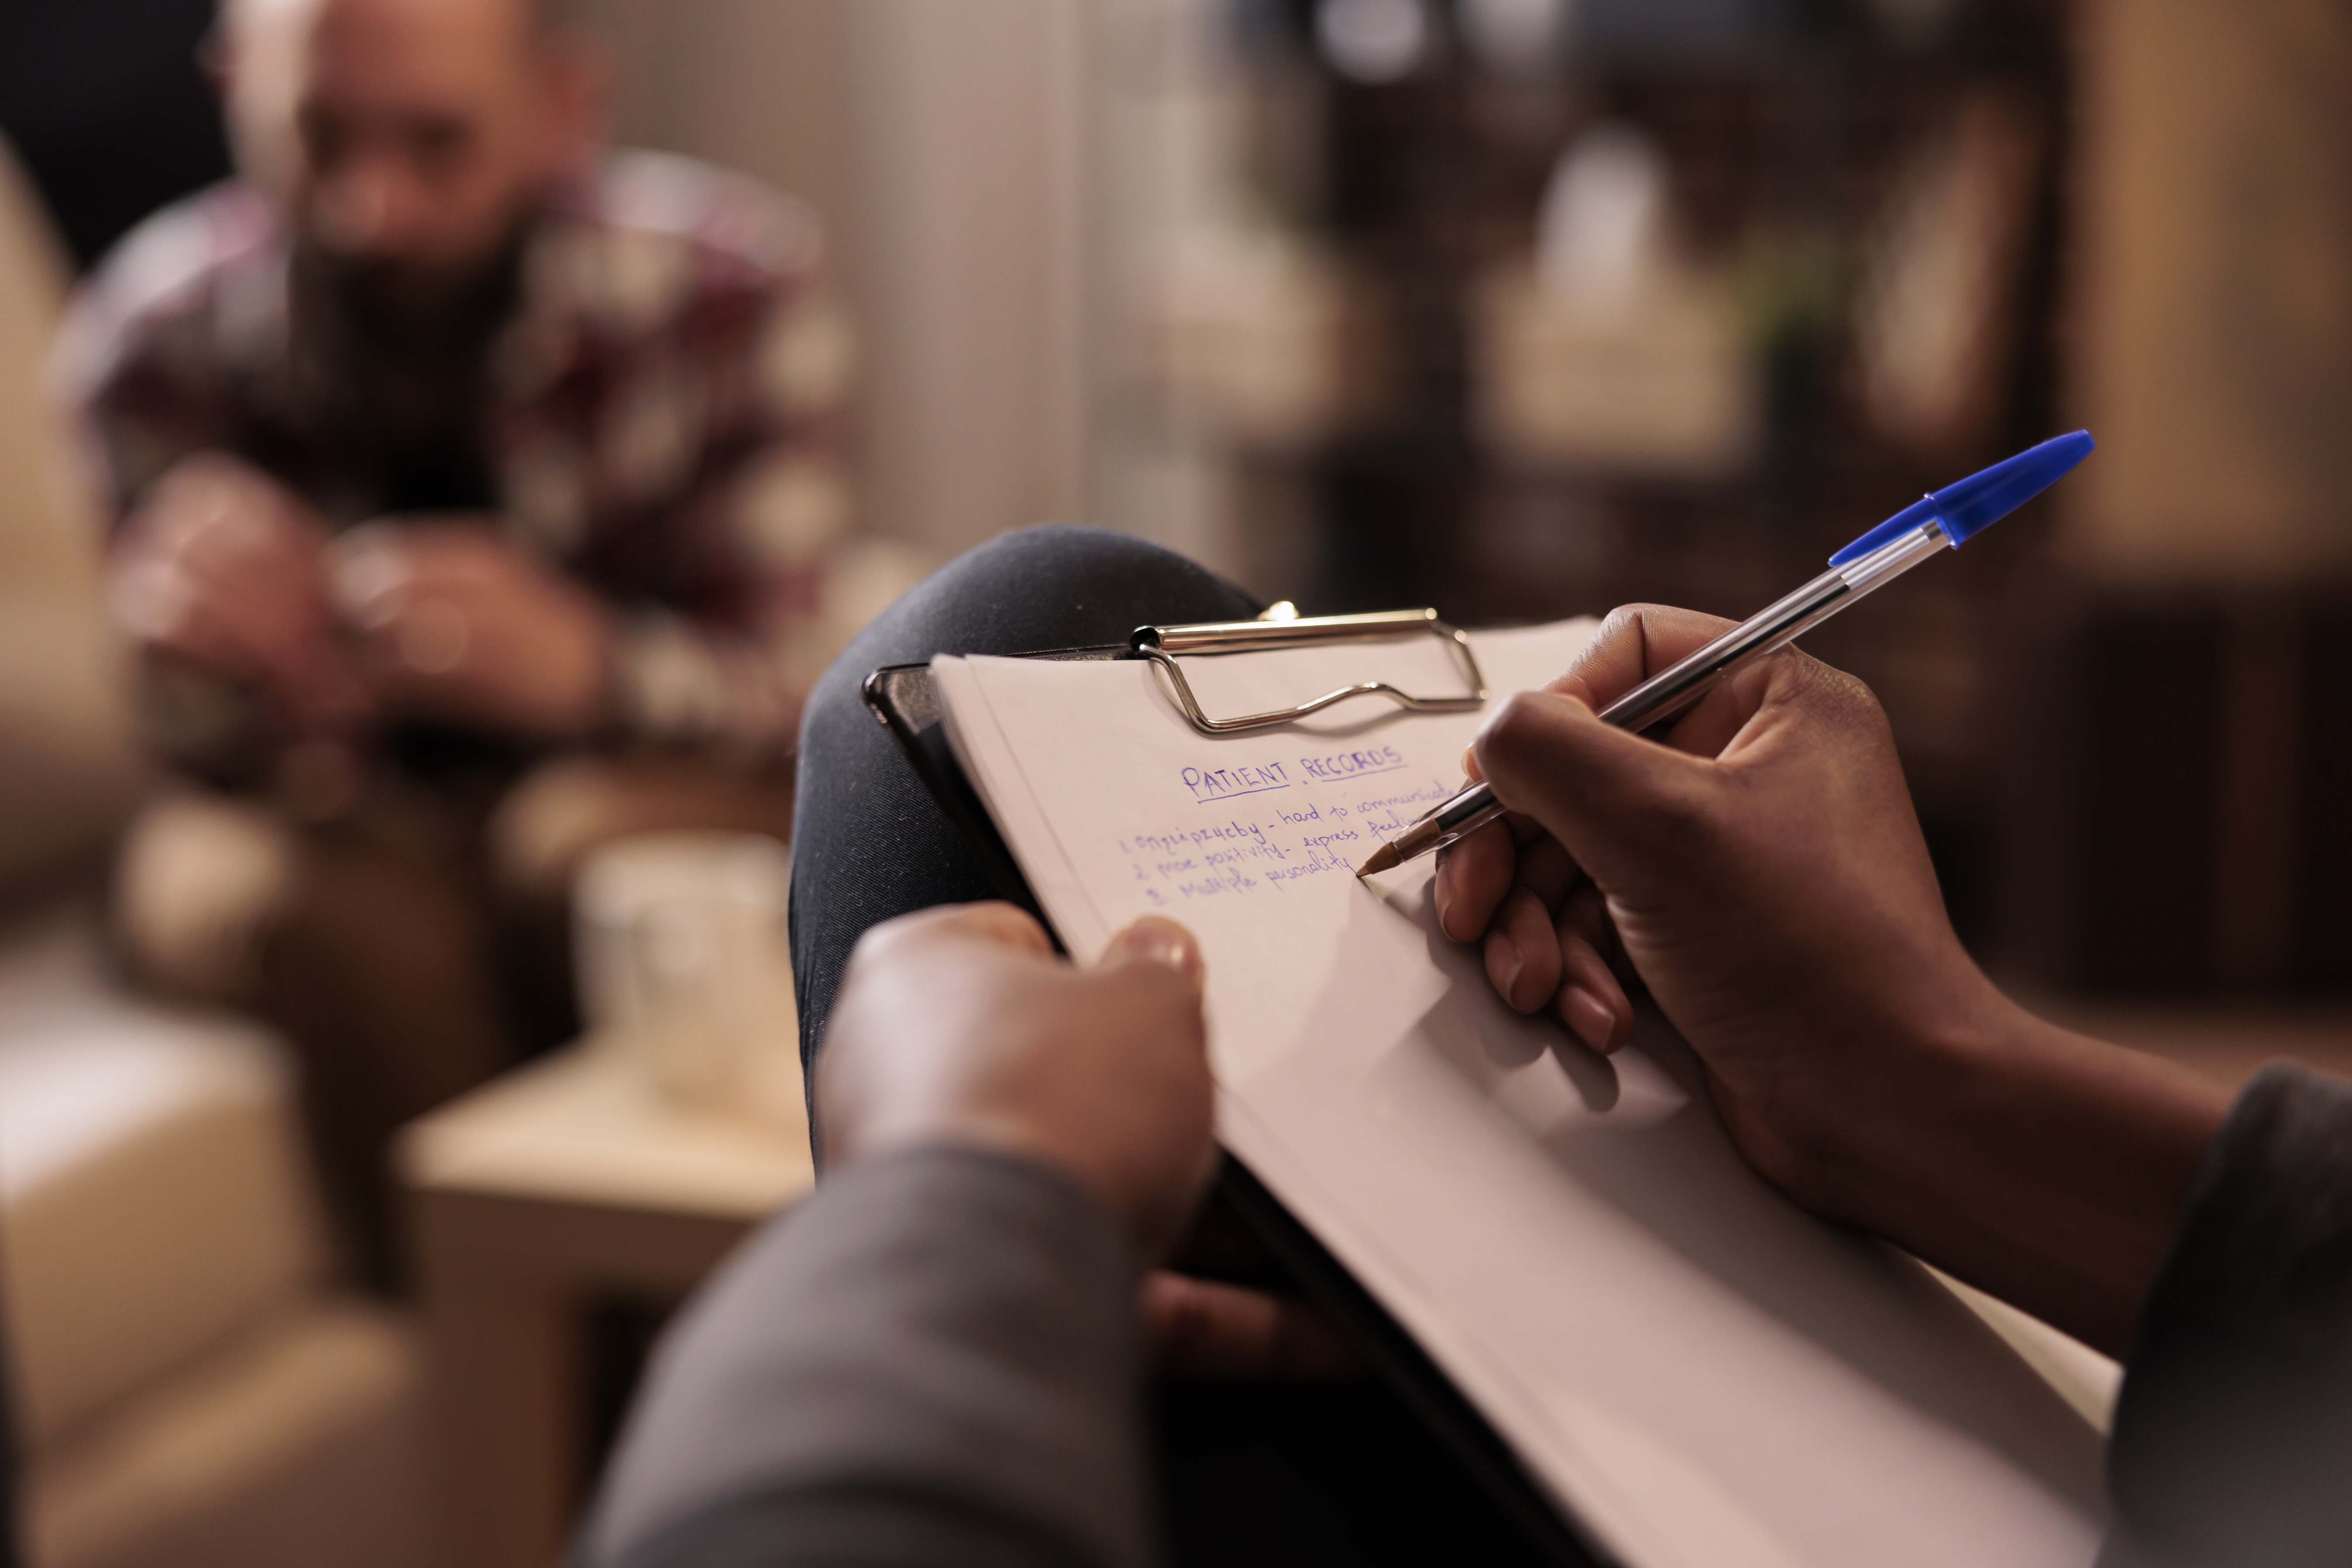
left=0, top=139, right=436, bottom=1568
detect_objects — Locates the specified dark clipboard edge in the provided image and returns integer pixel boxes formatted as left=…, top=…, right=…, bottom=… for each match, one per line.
left=862, top=648, right=1125, bottom=946
left=863, top=656, right=1605, bottom=1568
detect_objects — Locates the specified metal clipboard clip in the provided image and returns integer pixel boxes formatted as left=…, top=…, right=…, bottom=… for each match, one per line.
left=1129, top=603, right=1489, bottom=735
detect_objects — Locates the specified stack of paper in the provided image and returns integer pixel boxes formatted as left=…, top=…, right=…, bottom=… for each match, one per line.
left=932, top=620, right=2108, bottom=1568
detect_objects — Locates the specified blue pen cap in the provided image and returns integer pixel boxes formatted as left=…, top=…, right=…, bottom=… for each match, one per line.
left=1932, top=429, right=2095, bottom=545
left=1828, top=430, right=2095, bottom=566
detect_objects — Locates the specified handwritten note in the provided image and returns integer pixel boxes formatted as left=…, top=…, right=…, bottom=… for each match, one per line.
left=930, top=622, right=2108, bottom=1568
left=1125, top=777, right=1437, bottom=907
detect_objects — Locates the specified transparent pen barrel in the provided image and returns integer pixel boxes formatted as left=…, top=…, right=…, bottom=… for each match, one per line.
left=1596, top=522, right=1950, bottom=733
left=1833, top=520, right=1951, bottom=595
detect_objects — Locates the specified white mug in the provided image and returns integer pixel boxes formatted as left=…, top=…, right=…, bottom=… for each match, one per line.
left=574, top=831, right=799, bottom=1121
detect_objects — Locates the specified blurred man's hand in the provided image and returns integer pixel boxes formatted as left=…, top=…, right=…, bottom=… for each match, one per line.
left=109, top=452, right=368, bottom=735
left=332, top=524, right=615, bottom=739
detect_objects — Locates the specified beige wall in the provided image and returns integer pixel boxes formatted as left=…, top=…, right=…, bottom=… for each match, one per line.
left=577, top=0, right=852, bottom=234
left=2070, top=0, right=2352, bottom=585
left=576, top=0, right=1098, bottom=558
left=0, top=140, right=141, bottom=891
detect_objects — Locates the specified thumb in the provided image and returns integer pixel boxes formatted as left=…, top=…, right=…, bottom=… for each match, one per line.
left=1099, top=915, right=1206, bottom=993
left=1472, top=690, right=1721, bottom=888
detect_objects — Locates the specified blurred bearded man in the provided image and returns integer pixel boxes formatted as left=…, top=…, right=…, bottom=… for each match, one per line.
left=57, top=0, right=853, bottom=1281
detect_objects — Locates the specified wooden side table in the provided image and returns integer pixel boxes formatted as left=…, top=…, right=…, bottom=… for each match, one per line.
left=399, top=1042, right=814, bottom=1568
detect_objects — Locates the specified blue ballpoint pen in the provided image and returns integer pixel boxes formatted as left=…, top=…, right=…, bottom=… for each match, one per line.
left=1356, top=430, right=2098, bottom=877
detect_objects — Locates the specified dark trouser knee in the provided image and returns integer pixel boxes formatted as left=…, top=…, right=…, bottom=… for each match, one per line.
left=787, top=525, right=1259, bottom=1090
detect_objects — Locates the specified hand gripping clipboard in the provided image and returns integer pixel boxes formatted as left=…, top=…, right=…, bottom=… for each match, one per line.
left=863, top=607, right=1598, bottom=1568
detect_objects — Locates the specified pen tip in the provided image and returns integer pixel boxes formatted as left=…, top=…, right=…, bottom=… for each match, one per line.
left=1356, top=844, right=1400, bottom=878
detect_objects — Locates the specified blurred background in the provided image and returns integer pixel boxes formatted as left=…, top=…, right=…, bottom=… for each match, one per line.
left=9, top=0, right=2350, bottom=987
left=2, top=1, right=2350, bottom=1565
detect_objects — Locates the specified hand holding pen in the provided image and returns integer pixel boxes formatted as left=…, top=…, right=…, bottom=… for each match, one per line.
left=1432, top=596, right=1951, bottom=1063
left=1409, top=433, right=2230, bottom=1356
left=1432, top=559, right=2221, bottom=1358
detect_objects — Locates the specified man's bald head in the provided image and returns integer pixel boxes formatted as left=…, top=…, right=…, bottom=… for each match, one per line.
left=225, top=0, right=571, bottom=47
left=220, top=0, right=605, bottom=306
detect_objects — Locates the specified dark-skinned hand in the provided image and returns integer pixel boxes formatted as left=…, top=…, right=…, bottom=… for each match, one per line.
left=819, top=903, right=1355, bottom=1378
left=1434, top=604, right=2227, bottom=1353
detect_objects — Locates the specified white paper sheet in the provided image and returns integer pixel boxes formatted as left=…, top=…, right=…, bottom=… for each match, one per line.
left=932, top=622, right=2108, bottom=1568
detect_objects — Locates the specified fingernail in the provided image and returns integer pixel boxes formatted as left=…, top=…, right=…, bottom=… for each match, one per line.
left=1113, top=917, right=1202, bottom=984
left=1434, top=863, right=1455, bottom=931
left=1562, top=987, right=1617, bottom=1054
left=1492, top=938, right=1523, bottom=1003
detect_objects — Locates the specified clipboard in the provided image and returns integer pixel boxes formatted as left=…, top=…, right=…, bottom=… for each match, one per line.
left=860, top=605, right=1489, bottom=937
left=862, top=610, right=1599, bottom=1568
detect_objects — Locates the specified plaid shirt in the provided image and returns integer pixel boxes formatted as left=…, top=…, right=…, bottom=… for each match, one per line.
left=55, top=150, right=853, bottom=760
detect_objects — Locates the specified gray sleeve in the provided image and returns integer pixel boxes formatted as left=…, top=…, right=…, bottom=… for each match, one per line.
left=579, top=1147, right=1155, bottom=1568
left=2107, top=1063, right=2352, bottom=1567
